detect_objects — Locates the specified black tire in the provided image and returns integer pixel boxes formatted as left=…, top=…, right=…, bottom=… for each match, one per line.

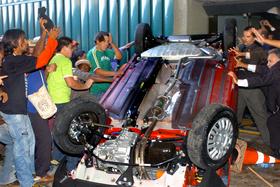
left=187, top=104, right=238, bottom=170
left=53, top=96, right=107, bottom=155
left=223, top=18, right=237, bottom=51
left=134, top=23, right=155, bottom=54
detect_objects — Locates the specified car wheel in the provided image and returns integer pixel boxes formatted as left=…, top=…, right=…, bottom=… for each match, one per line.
left=134, top=23, right=155, bottom=54
left=53, top=96, right=107, bottom=155
left=187, top=104, right=238, bottom=170
left=223, top=18, right=237, bottom=51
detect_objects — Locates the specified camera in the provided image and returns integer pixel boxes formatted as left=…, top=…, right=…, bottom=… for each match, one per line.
left=38, top=7, right=54, bottom=31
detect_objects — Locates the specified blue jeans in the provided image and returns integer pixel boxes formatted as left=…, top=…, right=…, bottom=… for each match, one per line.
left=0, top=112, right=35, bottom=187
left=0, top=123, right=16, bottom=185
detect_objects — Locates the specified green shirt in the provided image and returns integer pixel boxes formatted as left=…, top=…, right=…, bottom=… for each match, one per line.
left=87, top=47, right=115, bottom=95
left=47, top=53, right=73, bottom=104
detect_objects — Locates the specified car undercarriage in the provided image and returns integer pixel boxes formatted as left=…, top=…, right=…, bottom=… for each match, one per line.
left=52, top=23, right=238, bottom=187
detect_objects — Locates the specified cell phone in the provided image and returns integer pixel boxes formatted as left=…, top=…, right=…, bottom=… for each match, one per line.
left=38, top=7, right=54, bottom=31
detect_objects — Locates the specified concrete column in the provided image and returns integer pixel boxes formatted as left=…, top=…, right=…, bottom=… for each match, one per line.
left=174, top=0, right=209, bottom=35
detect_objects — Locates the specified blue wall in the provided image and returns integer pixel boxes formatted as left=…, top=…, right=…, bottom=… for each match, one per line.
left=0, top=0, right=174, bottom=60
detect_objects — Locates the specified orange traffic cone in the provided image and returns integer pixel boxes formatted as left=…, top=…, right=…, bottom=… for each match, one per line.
left=243, top=147, right=280, bottom=165
left=231, top=139, right=280, bottom=173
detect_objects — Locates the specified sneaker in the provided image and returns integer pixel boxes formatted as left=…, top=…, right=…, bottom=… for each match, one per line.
left=33, top=175, right=54, bottom=183
left=50, top=160, right=60, bottom=165
left=0, top=177, right=17, bottom=186
left=1, top=181, right=20, bottom=187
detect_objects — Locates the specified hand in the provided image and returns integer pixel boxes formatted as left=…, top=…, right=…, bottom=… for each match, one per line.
left=113, top=71, right=123, bottom=80
left=108, top=33, right=113, bottom=44
left=263, top=20, right=272, bottom=27
left=228, top=47, right=245, bottom=57
left=251, top=28, right=265, bottom=44
left=259, top=20, right=265, bottom=27
left=0, top=75, right=8, bottom=86
left=119, top=64, right=127, bottom=72
left=85, top=78, right=94, bottom=89
left=39, top=18, right=47, bottom=32
left=228, top=71, right=238, bottom=84
left=234, top=57, right=247, bottom=69
left=46, top=64, right=57, bottom=73
left=0, top=91, right=8, bottom=103
left=48, top=27, right=61, bottom=40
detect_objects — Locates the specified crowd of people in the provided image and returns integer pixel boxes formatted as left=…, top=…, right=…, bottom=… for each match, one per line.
left=228, top=20, right=280, bottom=158
left=0, top=16, right=280, bottom=187
left=0, top=18, right=132, bottom=187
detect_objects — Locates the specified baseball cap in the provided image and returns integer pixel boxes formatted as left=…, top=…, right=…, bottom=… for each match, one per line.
left=75, top=59, right=91, bottom=68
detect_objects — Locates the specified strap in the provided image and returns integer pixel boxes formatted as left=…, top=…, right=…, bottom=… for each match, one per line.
left=39, top=70, right=46, bottom=87
left=24, top=73, right=28, bottom=97
left=92, top=49, right=101, bottom=68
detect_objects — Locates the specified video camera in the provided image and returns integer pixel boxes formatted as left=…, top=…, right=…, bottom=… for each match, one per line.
left=38, top=7, right=54, bottom=31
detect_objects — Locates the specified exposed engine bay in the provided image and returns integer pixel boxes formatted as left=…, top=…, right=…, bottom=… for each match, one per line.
left=71, top=56, right=193, bottom=186
left=81, top=77, right=188, bottom=186
left=53, top=24, right=238, bottom=187
left=90, top=129, right=180, bottom=184
left=77, top=127, right=187, bottom=186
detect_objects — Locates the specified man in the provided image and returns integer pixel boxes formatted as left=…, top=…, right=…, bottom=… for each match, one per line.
left=0, top=62, right=14, bottom=185
left=0, top=21, right=60, bottom=187
left=229, top=26, right=270, bottom=145
left=47, top=36, right=94, bottom=106
left=47, top=36, right=94, bottom=173
left=87, top=31, right=123, bottom=100
left=0, top=89, right=15, bottom=186
left=228, top=48, right=280, bottom=157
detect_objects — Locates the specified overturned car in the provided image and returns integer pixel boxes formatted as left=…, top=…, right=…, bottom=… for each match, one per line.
left=53, top=22, right=238, bottom=187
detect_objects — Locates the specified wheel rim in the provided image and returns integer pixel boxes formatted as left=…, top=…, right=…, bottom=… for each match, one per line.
left=207, top=117, right=233, bottom=160
left=68, top=112, right=100, bottom=144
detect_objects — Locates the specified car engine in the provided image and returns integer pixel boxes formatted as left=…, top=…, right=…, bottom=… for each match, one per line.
left=92, top=128, right=178, bottom=182
left=93, top=129, right=138, bottom=173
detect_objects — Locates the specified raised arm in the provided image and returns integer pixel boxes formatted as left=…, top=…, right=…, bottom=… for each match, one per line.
left=252, top=28, right=280, bottom=48
left=109, top=33, right=122, bottom=60
left=35, top=27, right=60, bottom=69
left=32, top=18, right=48, bottom=57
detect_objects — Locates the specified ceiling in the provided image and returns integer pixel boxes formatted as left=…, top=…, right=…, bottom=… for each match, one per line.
left=197, top=0, right=277, bottom=2
left=195, top=0, right=280, bottom=15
